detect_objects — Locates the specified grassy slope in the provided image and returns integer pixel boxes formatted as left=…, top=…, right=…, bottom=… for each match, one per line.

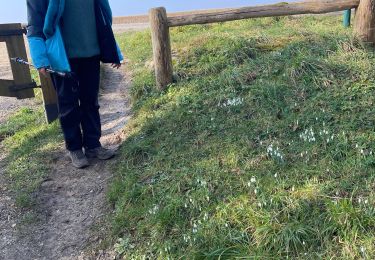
left=0, top=108, right=61, bottom=208
left=113, top=16, right=375, bottom=258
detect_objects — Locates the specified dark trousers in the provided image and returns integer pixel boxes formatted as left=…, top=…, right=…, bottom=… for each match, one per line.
left=52, top=55, right=101, bottom=151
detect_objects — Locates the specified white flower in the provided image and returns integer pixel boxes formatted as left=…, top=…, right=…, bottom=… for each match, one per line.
left=251, top=177, right=256, bottom=183
left=221, top=97, right=244, bottom=107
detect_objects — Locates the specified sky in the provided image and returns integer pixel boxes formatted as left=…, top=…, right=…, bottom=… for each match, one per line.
left=0, top=0, right=298, bottom=24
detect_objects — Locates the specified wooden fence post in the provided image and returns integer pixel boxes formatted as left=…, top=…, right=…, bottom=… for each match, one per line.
left=39, top=73, right=58, bottom=123
left=0, top=24, right=35, bottom=99
left=354, top=0, right=375, bottom=44
left=149, top=7, right=173, bottom=90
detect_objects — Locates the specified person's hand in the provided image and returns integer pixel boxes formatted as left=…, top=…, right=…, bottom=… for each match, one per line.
left=38, top=68, right=48, bottom=77
left=111, top=63, right=121, bottom=69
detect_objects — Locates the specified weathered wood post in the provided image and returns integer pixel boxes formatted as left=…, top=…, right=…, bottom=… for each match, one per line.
left=354, top=0, right=375, bottom=44
left=39, top=73, right=58, bottom=123
left=149, top=7, right=173, bottom=90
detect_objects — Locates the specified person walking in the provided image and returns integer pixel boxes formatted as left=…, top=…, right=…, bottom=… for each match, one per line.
left=26, top=0, right=123, bottom=168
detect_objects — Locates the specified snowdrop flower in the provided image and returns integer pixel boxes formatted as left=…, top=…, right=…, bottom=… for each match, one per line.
left=220, top=97, right=244, bottom=107
left=251, top=176, right=256, bottom=183
left=192, top=223, right=198, bottom=233
left=149, top=205, right=159, bottom=215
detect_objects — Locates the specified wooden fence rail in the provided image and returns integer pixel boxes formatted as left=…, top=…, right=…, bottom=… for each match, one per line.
left=0, top=23, right=58, bottom=123
left=149, top=0, right=375, bottom=90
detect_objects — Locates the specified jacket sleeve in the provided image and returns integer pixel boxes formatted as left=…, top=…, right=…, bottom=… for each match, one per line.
left=100, top=0, right=113, bottom=24
left=100, top=0, right=124, bottom=62
left=26, top=0, right=50, bottom=69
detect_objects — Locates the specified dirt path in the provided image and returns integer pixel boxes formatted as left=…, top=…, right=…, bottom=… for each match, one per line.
left=0, top=63, right=132, bottom=259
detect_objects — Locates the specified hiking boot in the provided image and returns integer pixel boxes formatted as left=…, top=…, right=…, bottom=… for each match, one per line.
left=85, top=146, right=116, bottom=160
left=69, top=150, right=90, bottom=169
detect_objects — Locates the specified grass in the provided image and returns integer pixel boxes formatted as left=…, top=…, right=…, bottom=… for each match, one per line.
left=0, top=108, right=62, bottom=208
left=0, top=62, right=61, bottom=209
left=112, top=15, right=375, bottom=258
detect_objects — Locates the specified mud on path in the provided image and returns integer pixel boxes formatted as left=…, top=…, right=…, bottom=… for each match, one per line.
left=0, top=63, right=132, bottom=259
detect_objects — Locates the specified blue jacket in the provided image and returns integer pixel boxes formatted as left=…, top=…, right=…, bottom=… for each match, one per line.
left=26, top=0, right=124, bottom=72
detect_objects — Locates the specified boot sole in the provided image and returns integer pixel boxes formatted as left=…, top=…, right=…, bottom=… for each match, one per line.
left=72, top=163, right=90, bottom=169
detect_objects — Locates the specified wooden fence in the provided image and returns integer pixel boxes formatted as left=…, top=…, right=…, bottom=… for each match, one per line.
left=149, top=0, right=374, bottom=90
left=0, top=23, right=58, bottom=123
